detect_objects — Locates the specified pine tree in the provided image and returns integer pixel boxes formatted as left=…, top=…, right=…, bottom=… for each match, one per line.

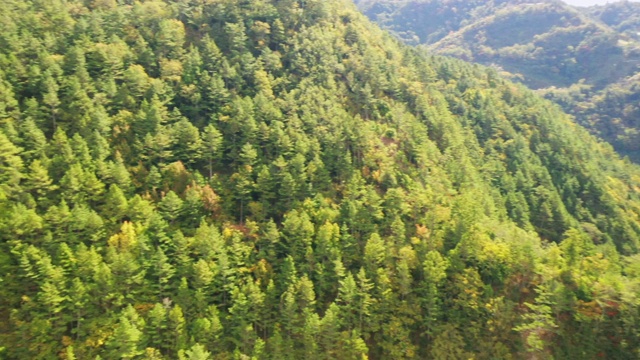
left=42, top=73, right=61, bottom=133
left=0, top=132, right=23, bottom=193
left=106, top=306, right=146, bottom=359
left=103, top=184, right=129, bottom=223
left=202, top=124, right=223, bottom=180
left=147, top=303, right=169, bottom=354
left=178, top=343, right=211, bottom=360
left=159, top=191, right=183, bottom=224
left=168, top=304, right=188, bottom=355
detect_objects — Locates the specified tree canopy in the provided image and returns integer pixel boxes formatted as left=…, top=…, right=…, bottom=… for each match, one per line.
left=1, top=0, right=640, bottom=359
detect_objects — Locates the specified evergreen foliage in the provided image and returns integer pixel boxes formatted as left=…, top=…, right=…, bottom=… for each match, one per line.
left=1, top=0, right=640, bottom=358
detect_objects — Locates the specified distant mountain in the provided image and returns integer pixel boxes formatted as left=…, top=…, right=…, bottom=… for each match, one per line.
left=586, top=0, right=640, bottom=39
left=356, top=0, right=640, bottom=160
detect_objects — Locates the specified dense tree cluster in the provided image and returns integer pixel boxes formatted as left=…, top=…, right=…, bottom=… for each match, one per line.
left=2, top=0, right=640, bottom=359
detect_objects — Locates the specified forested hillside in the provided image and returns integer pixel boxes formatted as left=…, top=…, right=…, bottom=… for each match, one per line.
left=356, top=0, right=640, bottom=161
left=586, top=1, right=640, bottom=40
left=2, top=0, right=640, bottom=359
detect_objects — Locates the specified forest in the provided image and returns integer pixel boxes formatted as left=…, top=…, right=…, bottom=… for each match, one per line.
left=2, top=0, right=640, bottom=359
left=356, top=0, right=640, bottom=162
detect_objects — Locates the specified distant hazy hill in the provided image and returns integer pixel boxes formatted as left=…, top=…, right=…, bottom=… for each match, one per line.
left=356, top=0, right=640, bottom=160
left=586, top=1, right=640, bottom=39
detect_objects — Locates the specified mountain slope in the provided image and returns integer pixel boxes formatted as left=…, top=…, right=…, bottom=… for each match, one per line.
left=356, top=0, right=640, bottom=161
left=1, top=0, right=640, bottom=359
left=586, top=1, right=640, bottom=40
left=356, top=0, right=640, bottom=89
left=429, top=1, right=637, bottom=89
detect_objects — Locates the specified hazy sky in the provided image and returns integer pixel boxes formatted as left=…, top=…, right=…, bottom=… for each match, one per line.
left=563, top=0, right=640, bottom=6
